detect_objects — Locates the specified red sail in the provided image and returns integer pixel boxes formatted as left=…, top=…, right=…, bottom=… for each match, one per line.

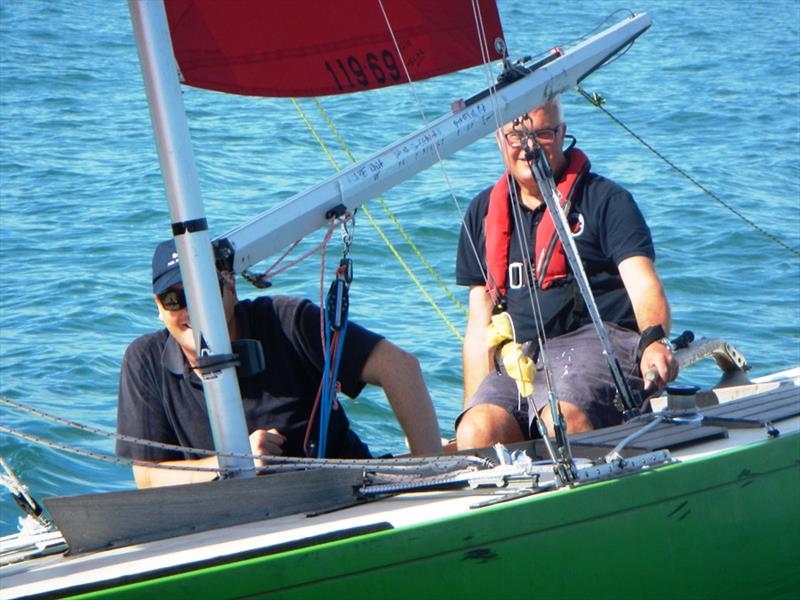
left=163, top=0, right=505, bottom=97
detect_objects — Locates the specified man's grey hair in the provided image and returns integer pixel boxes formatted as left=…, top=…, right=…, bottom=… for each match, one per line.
left=502, top=95, right=564, bottom=132
left=540, top=95, right=564, bottom=123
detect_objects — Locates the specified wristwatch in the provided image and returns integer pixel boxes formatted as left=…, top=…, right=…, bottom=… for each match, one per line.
left=637, top=324, right=670, bottom=357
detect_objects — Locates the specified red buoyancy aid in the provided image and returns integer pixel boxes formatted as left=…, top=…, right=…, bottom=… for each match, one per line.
left=484, top=148, right=590, bottom=303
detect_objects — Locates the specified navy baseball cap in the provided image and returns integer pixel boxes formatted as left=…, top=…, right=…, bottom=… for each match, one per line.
left=152, top=239, right=182, bottom=295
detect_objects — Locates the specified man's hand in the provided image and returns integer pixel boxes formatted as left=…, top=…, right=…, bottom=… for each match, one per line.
left=248, top=428, right=286, bottom=467
left=640, top=341, right=679, bottom=392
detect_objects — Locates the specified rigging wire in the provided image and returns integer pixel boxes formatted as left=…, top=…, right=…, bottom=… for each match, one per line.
left=467, top=1, right=566, bottom=415
left=460, top=2, right=565, bottom=439
left=450, top=2, right=572, bottom=460
left=378, top=0, right=499, bottom=300
left=500, top=117, right=565, bottom=438
left=0, top=398, right=488, bottom=474
left=577, top=86, right=800, bottom=258
left=453, top=1, right=559, bottom=422
left=456, top=0, right=507, bottom=292
left=290, top=97, right=464, bottom=340
left=241, top=213, right=342, bottom=288
left=555, top=8, right=636, bottom=59
left=310, top=97, right=468, bottom=318
left=0, top=423, right=484, bottom=476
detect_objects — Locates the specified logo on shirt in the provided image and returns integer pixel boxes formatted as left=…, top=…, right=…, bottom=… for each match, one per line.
left=570, top=213, right=585, bottom=238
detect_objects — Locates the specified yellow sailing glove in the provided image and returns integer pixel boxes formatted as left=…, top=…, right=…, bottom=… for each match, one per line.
left=486, top=312, right=514, bottom=347
left=500, top=342, right=535, bottom=397
left=486, top=312, right=534, bottom=397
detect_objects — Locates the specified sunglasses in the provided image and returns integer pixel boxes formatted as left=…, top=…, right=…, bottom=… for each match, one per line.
left=158, top=277, right=227, bottom=312
left=503, top=125, right=562, bottom=148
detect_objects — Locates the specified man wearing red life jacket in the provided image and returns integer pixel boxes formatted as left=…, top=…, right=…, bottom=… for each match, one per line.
left=455, top=96, right=678, bottom=450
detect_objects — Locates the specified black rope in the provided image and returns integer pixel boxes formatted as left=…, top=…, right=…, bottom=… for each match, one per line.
left=577, top=86, right=800, bottom=258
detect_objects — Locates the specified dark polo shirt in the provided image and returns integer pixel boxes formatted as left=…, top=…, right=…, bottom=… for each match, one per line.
left=116, top=295, right=380, bottom=461
left=456, top=168, right=655, bottom=342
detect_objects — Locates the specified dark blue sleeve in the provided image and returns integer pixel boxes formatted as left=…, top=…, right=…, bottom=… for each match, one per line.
left=456, top=186, right=491, bottom=286
left=278, top=297, right=383, bottom=399
left=592, top=181, right=654, bottom=265
left=116, top=335, right=182, bottom=462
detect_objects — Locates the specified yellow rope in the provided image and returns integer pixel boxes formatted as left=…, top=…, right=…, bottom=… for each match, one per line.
left=312, top=98, right=468, bottom=317
left=291, top=98, right=464, bottom=341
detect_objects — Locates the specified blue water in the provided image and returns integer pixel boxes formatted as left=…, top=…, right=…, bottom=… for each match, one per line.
left=1, top=1, right=798, bottom=534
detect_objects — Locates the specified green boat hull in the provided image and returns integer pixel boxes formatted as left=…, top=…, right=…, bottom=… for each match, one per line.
left=75, top=432, right=800, bottom=600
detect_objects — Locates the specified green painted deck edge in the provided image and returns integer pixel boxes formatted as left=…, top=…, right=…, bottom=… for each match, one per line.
left=72, top=432, right=800, bottom=600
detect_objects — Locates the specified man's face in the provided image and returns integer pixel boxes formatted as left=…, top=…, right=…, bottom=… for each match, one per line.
left=156, top=283, right=197, bottom=358
left=154, top=273, right=236, bottom=361
left=498, top=105, right=566, bottom=195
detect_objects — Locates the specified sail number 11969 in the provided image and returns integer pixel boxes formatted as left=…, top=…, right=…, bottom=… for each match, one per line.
left=324, top=50, right=402, bottom=92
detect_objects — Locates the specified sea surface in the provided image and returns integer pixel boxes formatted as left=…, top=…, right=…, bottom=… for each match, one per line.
left=1, top=1, right=798, bottom=534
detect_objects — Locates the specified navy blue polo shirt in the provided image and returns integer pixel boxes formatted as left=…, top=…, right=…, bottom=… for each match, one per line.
left=456, top=169, right=654, bottom=342
left=116, top=296, right=380, bottom=461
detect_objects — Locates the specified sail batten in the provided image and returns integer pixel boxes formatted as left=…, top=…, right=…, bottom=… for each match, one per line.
left=164, top=0, right=505, bottom=97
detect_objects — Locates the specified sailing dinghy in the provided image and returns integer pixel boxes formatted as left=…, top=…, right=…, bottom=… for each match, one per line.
left=1, top=1, right=798, bottom=598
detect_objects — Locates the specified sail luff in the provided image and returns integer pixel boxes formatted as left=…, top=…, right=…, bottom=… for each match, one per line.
left=220, top=14, right=652, bottom=273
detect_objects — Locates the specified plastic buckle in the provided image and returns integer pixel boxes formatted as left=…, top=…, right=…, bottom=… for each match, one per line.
left=508, top=262, right=524, bottom=289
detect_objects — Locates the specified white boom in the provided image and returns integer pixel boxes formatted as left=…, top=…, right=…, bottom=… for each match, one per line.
left=220, top=13, right=651, bottom=272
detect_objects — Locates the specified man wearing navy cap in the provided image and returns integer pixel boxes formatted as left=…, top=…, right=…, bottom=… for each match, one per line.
left=116, top=240, right=442, bottom=488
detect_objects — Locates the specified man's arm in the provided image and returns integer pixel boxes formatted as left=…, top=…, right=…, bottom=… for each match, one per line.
left=618, top=255, right=679, bottom=389
left=359, top=339, right=442, bottom=455
left=132, top=457, right=220, bottom=488
left=462, top=285, right=494, bottom=406
left=132, top=428, right=286, bottom=488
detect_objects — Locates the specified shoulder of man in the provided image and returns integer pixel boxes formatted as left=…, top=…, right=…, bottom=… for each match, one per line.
left=470, top=183, right=494, bottom=214
left=124, top=328, right=170, bottom=362
left=253, top=294, right=308, bottom=316
left=120, top=329, right=172, bottom=386
left=460, top=183, right=495, bottom=236
left=246, top=295, right=315, bottom=333
left=573, top=172, right=639, bottom=224
left=579, top=170, right=654, bottom=259
left=580, top=172, right=635, bottom=204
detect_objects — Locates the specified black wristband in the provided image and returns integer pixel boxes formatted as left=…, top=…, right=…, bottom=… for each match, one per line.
left=638, top=324, right=666, bottom=357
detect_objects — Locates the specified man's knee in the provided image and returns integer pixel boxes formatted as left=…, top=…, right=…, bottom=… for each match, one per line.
left=456, top=404, right=525, bottom=450
left=539, top=402, right=594, bottom=436
left=562, top=402, right=594, bottom=432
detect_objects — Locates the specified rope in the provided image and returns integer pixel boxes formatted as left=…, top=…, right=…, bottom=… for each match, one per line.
left=361, top=205, right=463, bottom=340
left=312, top=97, right=467, bottom=317
left=291, top=98, right=464, bottom=340
left=0, top=423, right=490, bottom=477
left=241, top=212, right=345, bottom=288
left=0, top=424, right=225, bottom=473
left=378, top=0, right=483, bottom=307
left=577, top=86, right=800, bottom=258
left=0, top=398, right=489, bottom=474
left=318, top=290, right=348, bottom=457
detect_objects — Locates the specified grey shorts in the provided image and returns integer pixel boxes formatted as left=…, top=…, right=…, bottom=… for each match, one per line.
left=456, top=323, right=645, bottom=437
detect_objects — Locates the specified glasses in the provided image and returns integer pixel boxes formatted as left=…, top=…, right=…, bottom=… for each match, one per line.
left=503, top=125, right=562, bottom=148
left=158, top=277, right=227, bottom=312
